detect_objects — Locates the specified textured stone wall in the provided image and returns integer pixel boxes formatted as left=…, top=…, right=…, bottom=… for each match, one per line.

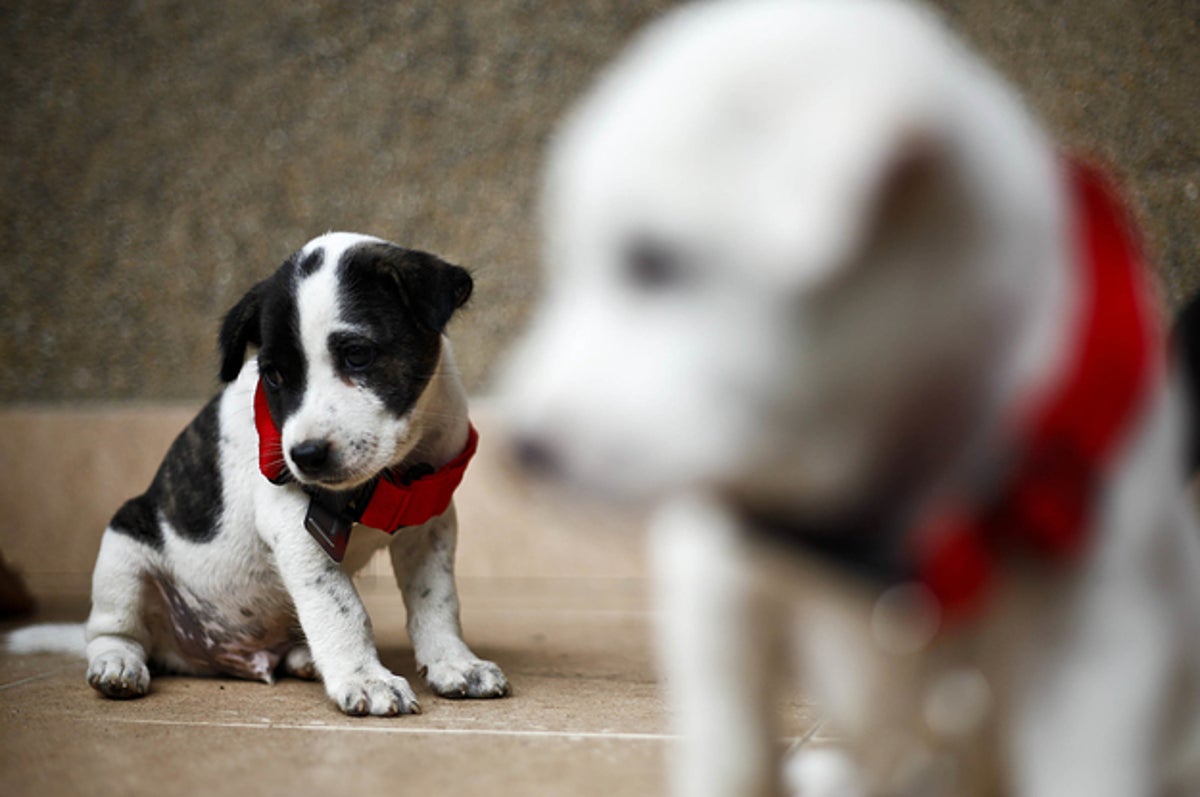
left=2, top=0, right=1196, bottom=402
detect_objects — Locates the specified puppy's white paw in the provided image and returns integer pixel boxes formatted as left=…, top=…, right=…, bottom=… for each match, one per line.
left=422, top=657, right=510, bottom=699
left=87, top=650, right=151, bottom=700
left=282, top=644, right=318, bottom=681
left=329, top=668, right=421, bottom=716
left=784, top=746, right=865, bottom=797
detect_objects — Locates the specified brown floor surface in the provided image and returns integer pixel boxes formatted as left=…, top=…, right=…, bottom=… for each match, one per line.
left=1, top=581, right=668, bottom=797
left=0, top=404, right=820, bottom=796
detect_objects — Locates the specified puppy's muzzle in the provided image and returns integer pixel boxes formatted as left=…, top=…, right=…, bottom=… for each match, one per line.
left=290, top=438, right=334, bottom=478
left=511, top=434, right=564, bottom=480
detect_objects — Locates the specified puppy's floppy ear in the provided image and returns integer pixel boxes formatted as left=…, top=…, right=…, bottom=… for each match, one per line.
left=766, top=100, right=949, bottom=290
left=387, top=249, right=474, bottom=333
left=218, top=281, right=265, bottom=383
left=862, top=134, right=946, bottom=244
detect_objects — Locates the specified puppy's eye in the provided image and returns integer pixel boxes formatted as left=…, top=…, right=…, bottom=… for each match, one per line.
left=262, top=366, right=284, bottom=390
left=341, top=344, right=376, bottom=372
left=625, top=239, right=685, bottom=291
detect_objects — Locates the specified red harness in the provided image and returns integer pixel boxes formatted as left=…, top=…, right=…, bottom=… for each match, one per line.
left=254, top=379, right=478, bottom=561
left=913, top=160, right=1163, bottom=620
left=746, top=160, right=1163, bottom=623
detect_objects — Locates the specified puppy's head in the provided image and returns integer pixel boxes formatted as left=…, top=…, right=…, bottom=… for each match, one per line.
left=220, top=233, right=472, bottom=490
left=503, top=0, right=1062, bottom=514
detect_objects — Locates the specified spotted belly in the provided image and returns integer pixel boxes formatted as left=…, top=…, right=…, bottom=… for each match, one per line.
left=153, top=575, right=300, bottom=683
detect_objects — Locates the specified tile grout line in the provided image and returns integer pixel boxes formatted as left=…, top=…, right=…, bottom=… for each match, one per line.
left=0, top=667, right=74, bottom=691
left=99, top=716, right=676, bottom=741
left=94, top=715, right=838, bottom=745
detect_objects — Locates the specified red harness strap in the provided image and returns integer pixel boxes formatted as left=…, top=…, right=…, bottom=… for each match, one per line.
left=253, top=378, right=477, bottom=535
left=915, top=160, right=1163, bottom=620
left=254, top=380, right=289, bottom=485
left=358, top=425, right=478, bottom=532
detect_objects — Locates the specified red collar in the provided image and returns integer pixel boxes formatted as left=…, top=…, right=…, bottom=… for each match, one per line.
left=914, top=160, right=1162, bottom=621
left=745, top=159, right=1163, bottom=624
left=253, top=379, right=478, bottom=560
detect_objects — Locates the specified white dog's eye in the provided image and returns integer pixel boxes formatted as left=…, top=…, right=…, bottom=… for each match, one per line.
left=625, top=238, right=686, bottom=291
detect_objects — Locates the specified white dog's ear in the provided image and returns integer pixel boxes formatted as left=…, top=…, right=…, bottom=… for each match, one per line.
left=858, top=133, right=946, bottom=251
left=765, top=100, right=949, bottom=291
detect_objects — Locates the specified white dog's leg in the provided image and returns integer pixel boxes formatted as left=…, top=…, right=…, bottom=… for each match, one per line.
left=85, top=530, right=156, bottom=699
left=650, top=495, right=785, bottom=797
left=389, top=503, right=509, bottom=699
left=1012, top=578, right=1172, bottom=797
left=1013, top=390, right=1200, bottom=797
left=266, top=502, right=419, bottom=716
left=1011, top=534, right=1184, bottom=796
left=783, top=746, right=866, bottom=797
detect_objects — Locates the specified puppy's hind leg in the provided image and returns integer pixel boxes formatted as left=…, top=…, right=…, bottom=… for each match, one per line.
left=650, top=495, right=787, bottom=797
left=85, top=529, right=157, bottom=699
left=390, top=503, right=509, bottom=700
left=281, top=643, right=318, bottom=680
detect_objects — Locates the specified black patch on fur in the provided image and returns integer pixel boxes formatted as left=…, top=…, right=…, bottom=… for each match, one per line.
left=218, top=251, right=310, bottom=427
left=218, top=281, right=265, bottom=383
left=256, top=275, right=308, bottom=427
left=296, top=247, right=324, bottom=278
left=109, top=396, right=225, bottom=548
left=110, top=493, right=162, bottom=549
left=333, top=243, right=473, bottom=417
left=739, top=502, right=915, bottom=586
left=1174, top=293, right=1200, bottom=472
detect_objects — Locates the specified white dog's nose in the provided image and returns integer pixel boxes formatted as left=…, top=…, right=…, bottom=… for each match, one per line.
left=510, top=434, right=563, bottom=479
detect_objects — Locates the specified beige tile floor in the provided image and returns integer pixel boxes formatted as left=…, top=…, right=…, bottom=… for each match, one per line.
left=0, top=402, right=818, bottom=796
left=1, top=581, right=672, bottom=797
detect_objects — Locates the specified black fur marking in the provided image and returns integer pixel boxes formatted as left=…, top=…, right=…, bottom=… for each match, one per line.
left=218, top=251, right=309, bottom=432
left=157, top=396, right=225, bottom=543
left=110, top=493, right=163, bottom=549
left=256, top=263, right=308, bottom=427
left=333, top=243, right=472, bottom=417
left=738, top=501, right=917, bottom=588
left=218, top=281, right=265, bottom=383
left=1174, top=293, right=1200, bottom=473
left=109, top=396, right=224, bottom=548
left=296, top=247, right=324, bottom=278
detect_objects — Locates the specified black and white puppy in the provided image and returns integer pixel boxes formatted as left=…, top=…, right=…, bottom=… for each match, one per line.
left=35, top=232, right=508, bottom=715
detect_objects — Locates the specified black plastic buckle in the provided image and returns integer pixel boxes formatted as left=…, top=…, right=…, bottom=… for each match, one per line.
left=302, top=480, right=378, bottom=563
left=304, top=500, right=353, bottom=562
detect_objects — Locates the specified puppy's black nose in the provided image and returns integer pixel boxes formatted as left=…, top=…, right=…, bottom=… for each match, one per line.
left=290, top=439, right=331, bottom=475
left=511, top=435, right=562, bottom=478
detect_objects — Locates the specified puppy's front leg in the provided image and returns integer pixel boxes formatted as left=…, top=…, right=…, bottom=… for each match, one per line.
left=265, top=500, right=419, bottom=716
left=651, top=495, right=786, bottom=797
left=389, top=503, right=509, bottom=699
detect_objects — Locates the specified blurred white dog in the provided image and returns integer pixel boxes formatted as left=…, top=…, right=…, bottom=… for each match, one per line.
left=503, top=1, right=1200, bottom=795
